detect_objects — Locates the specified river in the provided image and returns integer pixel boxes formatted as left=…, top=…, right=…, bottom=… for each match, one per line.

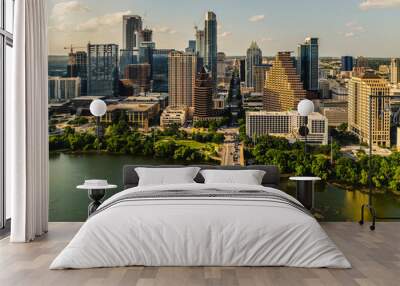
left=49, top=153, right=400, bottom=222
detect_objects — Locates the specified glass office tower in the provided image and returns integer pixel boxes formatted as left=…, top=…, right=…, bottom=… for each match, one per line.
left=297, top=37, right=319, bottom=91
left=341, top=56, right=354, bottom=72
left=152, top=49, right=173, bottom=92
left=87, top=44, right=119, bottom=97
left=204, top=11, right=217, bottom=90
left=120, top=49, right=139, bottom=79
left=123, top=15, right=143, bottom=50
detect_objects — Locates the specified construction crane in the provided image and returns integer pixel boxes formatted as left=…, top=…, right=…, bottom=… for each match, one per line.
left=63, top=44, right=86, bottom=54
left=64, top=45, right=86, bottom=77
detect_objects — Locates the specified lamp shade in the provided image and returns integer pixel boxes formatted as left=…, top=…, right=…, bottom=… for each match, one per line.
left=89, top=99, right=107, bottom=117
left=297, top=99, right=314, bottom=117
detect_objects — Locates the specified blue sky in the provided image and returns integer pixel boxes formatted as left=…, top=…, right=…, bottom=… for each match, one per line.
left=48, top=0, right=400, bottom=57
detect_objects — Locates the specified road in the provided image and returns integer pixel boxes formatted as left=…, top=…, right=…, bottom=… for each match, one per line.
left=221, top=131, right=242, bottom=166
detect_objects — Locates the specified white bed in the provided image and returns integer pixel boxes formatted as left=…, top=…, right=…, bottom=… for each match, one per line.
left=50, top=182, right=351, bottom=269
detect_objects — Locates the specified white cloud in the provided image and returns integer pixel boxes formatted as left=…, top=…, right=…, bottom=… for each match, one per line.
left=51, top=1, right=89, bottom=20
left=360, top=0, right=400, bottom=9
left=218, top=31, right=232, bottom=38
left=153, top=26, right=177, bottom=35
left=249, top=15, right=265, bottom=22
left=346, top=21, right=364, bottom=31
left=261, top=37, right=273, bottom=42
left=49, top=22, right=70, bottom=32
left=345, top=32, right=355, bottom=37
left=75, top=10, right=131, bottom=32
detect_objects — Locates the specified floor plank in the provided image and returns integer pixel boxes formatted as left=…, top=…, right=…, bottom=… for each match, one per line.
left=0, top=222, right=399, bottom=286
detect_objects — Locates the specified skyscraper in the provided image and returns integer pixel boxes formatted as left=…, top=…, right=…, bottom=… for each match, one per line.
left=186, top=40, right=196, bottom=53
left=217, top=52, right=226, bottom=81
left=194, top=67, right=213, bottom=119
left=341, top=56, right=354, bottom=72
left=120, top=49, right=140, bottom=78
left=66, top=51, right=88, bottom=96
left=246, top=41, right=262, bottom=88
left=87, top=44, right=119, bottom=96
left=348, top=72, right=391, bottom=147
left=140, top=28, right=153, bottom=42
left=152, top=49, right=173, bottom=92
left=204, top=11, right=217, bottom=89
left=123, top=15, right=143, bottom=50
left=253, top=64, right=270, bottom=93
left=168, top=51, right=197, bottom=108
left=297, top=37, right=319, bottom=91
left=390, top=58, right=400, bottom=84
left=264, top=52, right=306, bottom=111
left=239, top=59, right=246, bottom=82
left=139, top=41, right=155, bottom=64
left=124, top=63, right=151, bottom=93
left=195, top=28, right=205, bottom=58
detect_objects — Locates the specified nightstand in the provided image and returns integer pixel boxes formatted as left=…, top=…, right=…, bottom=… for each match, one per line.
left=77, top=180, right=117, bottom=216
left=289, top=177, right=321, bottom=210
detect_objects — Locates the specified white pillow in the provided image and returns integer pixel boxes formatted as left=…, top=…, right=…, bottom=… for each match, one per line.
left=200, top=169, right=266, bottom=185
left=135, top=167, right=201, bottom=186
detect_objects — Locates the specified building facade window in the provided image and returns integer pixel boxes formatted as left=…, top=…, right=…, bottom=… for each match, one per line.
left=1, top=0, right=14, bottom=229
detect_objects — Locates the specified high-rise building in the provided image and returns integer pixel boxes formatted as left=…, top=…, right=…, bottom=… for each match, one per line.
left=341, top=56, right=354, bottom=72
left=75, top=51, right=88, bottom=96
left=168, top=51, right=197, bottom=108
left=319, top=79, right=330, bottom=99
left=264, top=52, right=306, bottom=111
left=139, top=41, right=155, bottom=64
left=120, top=49, right=140, bottom=78
left=194, top=67, right=213, bottom=119
left=246, top=41, right=262, bottom=88
left=152, top=49, right=173, bottom=93
left=204, top=11, right=217, bottom=89
left=348, top=72, right=391, bottom=147
left=123, top=15, right=143, bottom=50
left=87, top=44, right=119, bottom=96
left=217, top=52, right=226, bottom=81
left=246, top=111, right=328, bottom=145
left=140, top=28, right=153, bottom=42
left=253, top=64, right=270, bottom=93
left=124, top=63, right=151, bottom=93
left=239, top=59, right=246, bottom=83
left=48, top=77, right=81, bottom=102
left=297, top=37, right=319, bottom=91
left=390, top=58, right=400, bottom=84
left=186, top=40, right=196, bottom=53
left=195, top=28, right=205, bottom=58
left=66, top=51, right=88, bottom=96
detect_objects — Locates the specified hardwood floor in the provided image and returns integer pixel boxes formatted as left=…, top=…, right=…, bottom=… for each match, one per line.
left=0, top=222, right=399, bottom=286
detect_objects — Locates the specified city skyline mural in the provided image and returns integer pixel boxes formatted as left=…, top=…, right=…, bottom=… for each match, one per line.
left=48, top=0, right=400, bottom=57
left=47, top=0, right=400, bottom=223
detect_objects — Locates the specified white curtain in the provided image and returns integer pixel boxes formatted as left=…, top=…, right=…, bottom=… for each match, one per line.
left=7, top=0, right=49, bottom=242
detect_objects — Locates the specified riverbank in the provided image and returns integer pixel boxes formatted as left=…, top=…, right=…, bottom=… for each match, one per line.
left=49, top=153, right=400, bottom=222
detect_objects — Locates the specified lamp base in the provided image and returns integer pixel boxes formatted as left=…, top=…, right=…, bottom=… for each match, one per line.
left=359, top=204, right=376, bottom=231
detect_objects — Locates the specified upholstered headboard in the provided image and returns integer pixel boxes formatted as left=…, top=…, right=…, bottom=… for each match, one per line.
left=123, top=165, right=281, bottom=189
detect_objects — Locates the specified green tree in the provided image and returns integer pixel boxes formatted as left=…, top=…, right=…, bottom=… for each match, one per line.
left=311, top=155, right=330, bottom=180
left=154, top=140, right=177, bottom=159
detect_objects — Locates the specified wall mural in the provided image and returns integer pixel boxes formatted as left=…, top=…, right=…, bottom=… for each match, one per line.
left=47, top=0, right=400, bottom=222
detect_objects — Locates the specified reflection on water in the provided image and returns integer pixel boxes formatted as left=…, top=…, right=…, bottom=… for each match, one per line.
left=50, top=153, right=400, bottom=222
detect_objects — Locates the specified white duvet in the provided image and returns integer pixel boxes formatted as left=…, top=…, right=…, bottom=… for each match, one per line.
left=50, top=183, right=351, bottom=269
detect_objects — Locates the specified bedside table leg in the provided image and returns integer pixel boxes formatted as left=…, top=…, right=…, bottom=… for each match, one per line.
left=87, top=189, right=106, bottom=216
left=296, top=181, right=314, bottom=210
